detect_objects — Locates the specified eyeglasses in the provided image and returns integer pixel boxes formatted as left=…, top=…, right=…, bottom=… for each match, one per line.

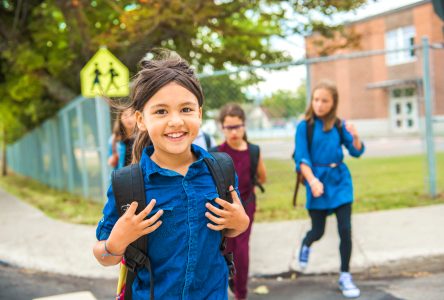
left=222, top=124, right=245, bottom=131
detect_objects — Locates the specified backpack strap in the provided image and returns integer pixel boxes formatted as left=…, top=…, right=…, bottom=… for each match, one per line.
left=203, top=152, right=236, bottom=284
left=209, top=145, right=219, bottom=153
left=306, top=120, right=314, bottom=155
left=203, top=152, right=235, bottom=203
left=334, top=118, right=344, bottom=145
left=111, top=164, right=154, bottom=300
left=112, top=164, right=146, bottom=216
left=203, top=132, right=212, bottom=150
left=248, top=143, right=264, bottom=193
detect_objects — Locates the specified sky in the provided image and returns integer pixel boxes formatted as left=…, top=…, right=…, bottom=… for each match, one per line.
left=252, top=0, right=425, bottom=98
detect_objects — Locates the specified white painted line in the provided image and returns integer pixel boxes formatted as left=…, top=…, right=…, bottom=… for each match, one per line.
left=33, top=291, right=97, bottom=300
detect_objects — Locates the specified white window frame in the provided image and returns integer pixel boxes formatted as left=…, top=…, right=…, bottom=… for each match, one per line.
left=385, top=26, right=416, bottom=66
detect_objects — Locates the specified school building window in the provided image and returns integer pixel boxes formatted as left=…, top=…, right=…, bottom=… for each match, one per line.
left=389, top=87, right=418, bottom=132
left=385, top=26, right=416, bottom=66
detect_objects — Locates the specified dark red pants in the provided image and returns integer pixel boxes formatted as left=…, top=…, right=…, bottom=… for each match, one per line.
left=226, top=200, right=256, bottom=300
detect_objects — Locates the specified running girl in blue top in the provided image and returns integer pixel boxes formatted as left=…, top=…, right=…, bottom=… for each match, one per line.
left=291, top=80, right=364, bottom=298
left=93, top=50, right=250, bottom=300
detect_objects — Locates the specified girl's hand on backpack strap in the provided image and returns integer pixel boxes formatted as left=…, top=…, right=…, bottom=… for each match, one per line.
left=107, top=199, right=163, bottom=254
left=205, top=186, right=250, bottom=238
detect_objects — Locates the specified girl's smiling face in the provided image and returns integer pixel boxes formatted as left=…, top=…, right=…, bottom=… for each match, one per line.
left=135, top=82, right=202, bottom=157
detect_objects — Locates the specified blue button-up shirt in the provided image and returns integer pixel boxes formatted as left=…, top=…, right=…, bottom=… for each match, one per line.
left=96, top=145, right=232, bottom=299
left=294, top=118, right=365, bottom=210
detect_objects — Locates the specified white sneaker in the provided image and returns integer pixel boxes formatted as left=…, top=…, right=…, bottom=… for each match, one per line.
left=298, top=245, right=310, bottom=270
left=338, top=272, right=360, bottom=298
left=289, top=244, right=310, bottom=271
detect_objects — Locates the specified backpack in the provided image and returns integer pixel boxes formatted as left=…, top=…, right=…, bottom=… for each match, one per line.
left=210, top=143, right=265, bottom=195
left=292, top=118, right=344, bottom=207
left=111, top=152, right=236, bottom=300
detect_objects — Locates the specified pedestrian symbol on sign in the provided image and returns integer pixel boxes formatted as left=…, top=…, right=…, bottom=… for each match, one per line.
left=80, top=47, right=129, bottom=98
left=91, top=63, right=103, bottom=93
left=106, top=62, right=119, bottom=93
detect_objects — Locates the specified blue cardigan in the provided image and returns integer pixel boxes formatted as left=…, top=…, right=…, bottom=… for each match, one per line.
left=294, top=118, right=365, bottom=210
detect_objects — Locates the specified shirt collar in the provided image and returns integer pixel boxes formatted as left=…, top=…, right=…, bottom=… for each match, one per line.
left=140, top=144, right=212, bottom=178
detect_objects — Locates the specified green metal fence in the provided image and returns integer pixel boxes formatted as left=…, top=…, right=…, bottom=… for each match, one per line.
left=7, top=96, right=111, bottom=202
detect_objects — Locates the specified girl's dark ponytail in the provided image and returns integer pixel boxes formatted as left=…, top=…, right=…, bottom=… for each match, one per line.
left=131, top=128, right=151, bottom=164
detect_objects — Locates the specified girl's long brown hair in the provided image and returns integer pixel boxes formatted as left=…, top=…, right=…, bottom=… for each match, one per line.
left=218, top=103, right=248, bottom=142
left=127, top=49, right=204, bottom=163
left=305, top=80, right=339, bottom=131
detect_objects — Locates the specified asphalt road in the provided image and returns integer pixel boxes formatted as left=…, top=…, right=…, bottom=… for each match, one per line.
left=1, top=256, right=443, bottom=300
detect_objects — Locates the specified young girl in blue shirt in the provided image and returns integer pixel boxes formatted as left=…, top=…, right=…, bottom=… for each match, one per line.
left=93, top=50, right=250, bottom=300
left=292, top=80, right=364, bottom=298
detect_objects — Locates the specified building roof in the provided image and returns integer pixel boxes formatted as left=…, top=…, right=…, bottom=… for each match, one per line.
left=345, top=0, right=431, bottom=26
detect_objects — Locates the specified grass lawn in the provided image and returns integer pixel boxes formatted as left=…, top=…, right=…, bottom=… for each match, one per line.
left=0, top=153, right=443, bottom=225
left=255, top=153, right=444, bottom=222
left=0, top=173, right=103, bottom=225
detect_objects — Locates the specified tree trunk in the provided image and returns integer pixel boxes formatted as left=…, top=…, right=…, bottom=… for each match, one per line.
left=39, top=71, right=77, bottom=104
left=1, top=126, right=7, bottom=176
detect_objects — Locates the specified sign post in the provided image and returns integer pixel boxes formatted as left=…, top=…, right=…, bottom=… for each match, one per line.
left=80, top=47, right=129, bottom=200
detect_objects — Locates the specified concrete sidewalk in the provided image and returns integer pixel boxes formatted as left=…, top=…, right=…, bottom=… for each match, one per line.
left=1, top=187, right=443, bottom=279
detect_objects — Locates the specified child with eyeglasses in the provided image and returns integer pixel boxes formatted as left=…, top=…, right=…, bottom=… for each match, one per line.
left=211, top=103, right=267, bottom=300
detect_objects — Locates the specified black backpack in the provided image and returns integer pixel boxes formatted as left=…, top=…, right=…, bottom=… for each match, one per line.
left=292, top=118, right=344, bottom=207
left=111, top=152, right=236, bottom=300
left=210, top=143, right=265, bottom=196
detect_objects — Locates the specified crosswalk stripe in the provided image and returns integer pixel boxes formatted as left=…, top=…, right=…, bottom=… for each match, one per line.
left=33, top=291, right=97, bottom=300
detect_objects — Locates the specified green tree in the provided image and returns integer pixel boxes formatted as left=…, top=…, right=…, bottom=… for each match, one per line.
left=0, top=0, right=370, bottom=145
left=261, top=81, right=306, bottom=119
left=200, top=73, right=262, bottom=113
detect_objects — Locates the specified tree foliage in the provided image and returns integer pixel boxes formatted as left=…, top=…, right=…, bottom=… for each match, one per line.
left=200, top=72, right=263, bottom=113
left=0, top=0, right=370, bottom=144
left=261, top=81, right=307, bottom=119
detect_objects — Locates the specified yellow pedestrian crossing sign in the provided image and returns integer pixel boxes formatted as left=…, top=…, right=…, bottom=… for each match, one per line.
left=80, top=47, right=129, bottom=98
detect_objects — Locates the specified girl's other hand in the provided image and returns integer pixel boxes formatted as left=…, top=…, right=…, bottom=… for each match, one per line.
left=108, top=154, right=119, bottom=168
left=107, top=199, right=163, bottom=254
left=311, top=180, right=324, bottom=198
left=205, top=186, right=249, bottom=237
left=345, top=121, right=359, bottom=138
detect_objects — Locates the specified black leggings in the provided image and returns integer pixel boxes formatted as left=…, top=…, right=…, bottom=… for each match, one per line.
left=302, top=203, right=352, bottom=272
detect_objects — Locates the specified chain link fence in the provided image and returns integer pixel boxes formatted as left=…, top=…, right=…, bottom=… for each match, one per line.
left=199, top=38, right=444, bottom=197
left=7, top=97, right=111, bottom=202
